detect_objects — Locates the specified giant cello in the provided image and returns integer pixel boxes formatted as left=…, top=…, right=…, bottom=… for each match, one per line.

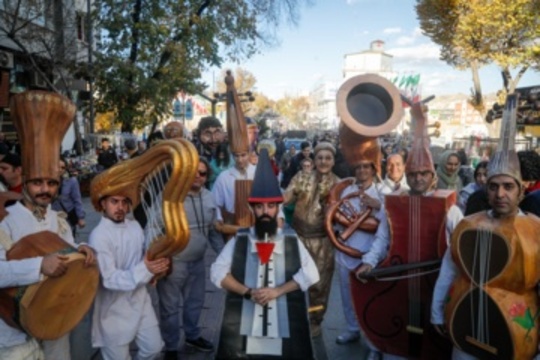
left=325, top=76, right=454, bottom=358
left=445, top=94, right=540, bottom=360
left=0, top=91, right=99, bottom=340
left=214, top=70, right=254, bottom=237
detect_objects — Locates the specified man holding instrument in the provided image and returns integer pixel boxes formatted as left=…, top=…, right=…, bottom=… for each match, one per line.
left=89, top=192, right=170, bottom=360
left=432, top=94, right=540, bottom=360
left=350, top=101, right=461, bottom=360
left=210, top=149, right=319, bottom=359
left=0, top=91, right=96, bottom=360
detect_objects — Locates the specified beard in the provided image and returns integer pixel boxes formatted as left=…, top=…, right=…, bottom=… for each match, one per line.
left=254, top=214, right=278, bottom=239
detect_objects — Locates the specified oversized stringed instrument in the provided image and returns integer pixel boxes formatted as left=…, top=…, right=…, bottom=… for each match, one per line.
left=91, top=138, right=199, bottom=260
left=0, top=91, right=99, bottom=340
left=445, top=94, right=540, bottom=360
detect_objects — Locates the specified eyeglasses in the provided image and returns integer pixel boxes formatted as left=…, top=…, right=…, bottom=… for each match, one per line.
left=357, top=164, right=373, bottom=169
left=197, top=171, right=208, bottom=177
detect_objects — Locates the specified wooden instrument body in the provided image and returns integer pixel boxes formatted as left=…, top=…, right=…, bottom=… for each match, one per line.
left=234, top=179, right=253, bottom=228
left=445, top=213, right=540, bottom=360
left=351, top=190, right=455, bottom=358
left=0, top=231, right=99, bottom=340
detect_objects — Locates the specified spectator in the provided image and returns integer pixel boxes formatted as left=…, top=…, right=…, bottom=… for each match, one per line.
left=209, top=143, right=232, bottom=189
left=436, top=150, right=463, bottom=191
left=124, top=139, right=138, bottom=159
left=52, top=158, right=86, bottom=236
left=458, top=161, right=488, bottom=212
left=97, top=138, right=118, bottom=170
left=280, top=141, right=312, bottom=189
left=0, top=153, right=23, bottom=193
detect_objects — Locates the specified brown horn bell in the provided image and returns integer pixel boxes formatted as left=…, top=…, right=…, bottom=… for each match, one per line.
left=336, top=74, right=404, bottom=175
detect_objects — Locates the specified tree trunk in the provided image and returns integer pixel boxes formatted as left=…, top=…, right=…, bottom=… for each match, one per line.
left=470, top=60, right=483, bottom=110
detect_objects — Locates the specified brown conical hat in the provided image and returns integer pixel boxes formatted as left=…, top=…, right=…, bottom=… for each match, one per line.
left=405, top=103, right=435, bottom=174
left=487, top=94, right=521, bottom=184
left=225, top=71, right=249, bottom=154
left=10, top=91, right=75, bottom=181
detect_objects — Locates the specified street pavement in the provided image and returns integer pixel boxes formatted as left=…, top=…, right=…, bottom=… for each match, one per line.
left=70, top=196, right=371, bottom=360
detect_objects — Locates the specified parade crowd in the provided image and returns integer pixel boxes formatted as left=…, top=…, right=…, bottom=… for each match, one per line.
left=2, top=85, right=540, bottom=360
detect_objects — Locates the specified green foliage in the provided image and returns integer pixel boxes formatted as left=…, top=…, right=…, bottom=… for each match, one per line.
left=92, top=0, right=312, bottom=133
left=416, top=0, right=540, bottom=104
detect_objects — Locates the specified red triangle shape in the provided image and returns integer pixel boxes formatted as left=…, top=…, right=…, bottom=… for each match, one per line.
left=255, top=242, right=275, bottom=265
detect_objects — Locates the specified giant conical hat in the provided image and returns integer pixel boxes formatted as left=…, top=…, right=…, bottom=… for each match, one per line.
left=10, top=91, right=76, bottom=181
left=405, top=103, right=435, bottom=175
left=487, top=94, right=521, bottom=184
left=225, top=71, right=249, bottom=154
left=248, top=149, right=283, bottom=203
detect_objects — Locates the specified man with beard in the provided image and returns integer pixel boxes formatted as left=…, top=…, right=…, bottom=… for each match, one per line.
left=211, top=149, right=319, bottom=359
left=196, top=116, right=224, bottom=161
left=89, top=193, right=170, bottom=360
left=0, top=91, right=95, bottom=360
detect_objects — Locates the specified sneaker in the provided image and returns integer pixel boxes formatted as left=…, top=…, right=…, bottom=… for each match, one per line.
left=335, top=331, right=360, bottom=344
left=185, top=337, right=214, bottom=352
left=366, top=350, right=382, bottom=360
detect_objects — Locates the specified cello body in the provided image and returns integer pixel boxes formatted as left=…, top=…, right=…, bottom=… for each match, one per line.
left=350, top=190, right=455, bottom=358
left=445, top=212, right=540, bottom=360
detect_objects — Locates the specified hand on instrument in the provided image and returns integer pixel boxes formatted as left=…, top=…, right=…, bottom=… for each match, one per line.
left=355, top=264, right=373, bottom=283
left=41, top=254, right=69, bottom=277
left=360, top=194, right=381, bottom=210
left=78, top=219, right=86, bottom=228
left=252, top=287, right=280, bottom=306
left=78, top=244, right=96, bottom=267
left=433, top=323, right=448, bottom=338
left=144, top=256, right=170, bottom=275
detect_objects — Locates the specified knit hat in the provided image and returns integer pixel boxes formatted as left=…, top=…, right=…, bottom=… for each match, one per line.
left=248, top=149, right=283, bottom=204
left=487, top=94, right=521, bottom=184
left=10, top=91, right=75, bottom=181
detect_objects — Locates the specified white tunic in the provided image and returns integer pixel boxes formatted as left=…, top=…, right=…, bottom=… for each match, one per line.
left=0, top=202, right=74, bottom=348
left=89, top=217, right=156, bottom=347
left=335, top=182, right=391, bottom=270
left=211, top=165, right=256, bottom=221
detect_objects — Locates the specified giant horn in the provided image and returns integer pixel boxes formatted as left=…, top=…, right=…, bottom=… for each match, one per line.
left=336, top=74, right=404, bottom=175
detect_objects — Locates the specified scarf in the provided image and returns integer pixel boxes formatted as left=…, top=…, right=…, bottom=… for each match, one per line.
left=436, top=150, right=460, bottom=190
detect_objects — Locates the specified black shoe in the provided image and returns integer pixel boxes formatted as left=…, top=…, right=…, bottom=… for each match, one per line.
left=163, top=350, right=178, bottom=360
left=185, top=337, right=214, bottom=352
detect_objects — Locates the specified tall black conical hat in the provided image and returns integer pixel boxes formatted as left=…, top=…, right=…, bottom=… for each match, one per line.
left=248, top=148, right=283, bottom=203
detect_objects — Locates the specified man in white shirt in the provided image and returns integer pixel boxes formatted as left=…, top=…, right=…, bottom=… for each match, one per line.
left=89, top=194, right=170, bottom=360
left=0, top=91, right=95, bottom=360
left=210, top=149, right=319, bottom=359
left=334, top=160, right=390, bottom=346
left=382, top=153, right=409, bottom=192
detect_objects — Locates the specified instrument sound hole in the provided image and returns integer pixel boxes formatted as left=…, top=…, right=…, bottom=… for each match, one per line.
left=458, top=230, right=508, bottom=285
left=452, top=287, right=513, bottom=360
left=346, top=84, right=393, bottom=127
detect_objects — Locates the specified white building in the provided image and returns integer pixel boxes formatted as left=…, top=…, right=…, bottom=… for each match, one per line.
left=342, top=40, right=394, bottom=81
left=308, top=79, right=339, bottom=131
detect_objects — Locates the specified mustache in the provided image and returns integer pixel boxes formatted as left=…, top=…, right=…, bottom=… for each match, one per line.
left=36, top=192, right=53, bottom=199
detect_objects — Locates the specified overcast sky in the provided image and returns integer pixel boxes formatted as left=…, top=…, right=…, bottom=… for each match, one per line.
left=203, top=0, right=539, bottom=100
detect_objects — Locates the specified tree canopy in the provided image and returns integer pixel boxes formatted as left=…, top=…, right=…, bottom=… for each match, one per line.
left=416, top=0, right=540, bottom=109
left=92, top=0, right=312, bottom=133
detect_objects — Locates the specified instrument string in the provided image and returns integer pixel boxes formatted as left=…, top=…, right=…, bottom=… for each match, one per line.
left=140, top=162, right=171, bottom=248
left=471, top=228, right=492, bottom=345
left=408, top=196, right=421, bottom=327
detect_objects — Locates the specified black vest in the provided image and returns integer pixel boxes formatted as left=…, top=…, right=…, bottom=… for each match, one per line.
left=216, top=232, right=314, bottom=360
